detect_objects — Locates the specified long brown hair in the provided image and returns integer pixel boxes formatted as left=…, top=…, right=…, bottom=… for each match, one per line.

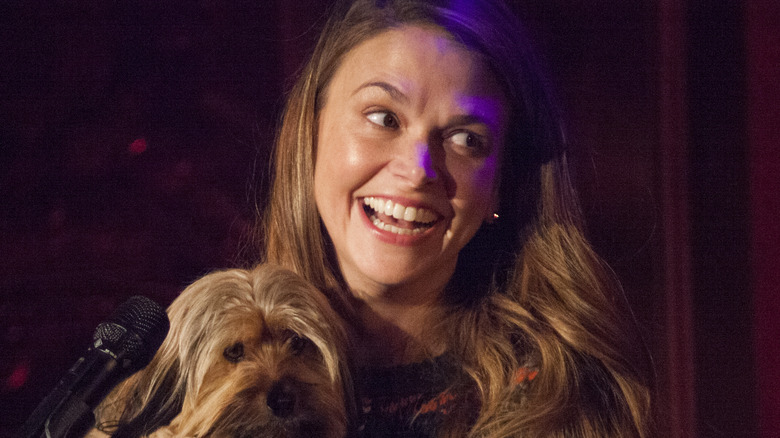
left=262, top=0, right=653, bottom=436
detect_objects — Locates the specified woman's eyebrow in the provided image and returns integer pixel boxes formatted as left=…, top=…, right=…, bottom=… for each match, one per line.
left=447, top=114, right=491, bottom=127
left=353, top=81, right=409, bottom=103
left=453, top=95, right=504, bottom=129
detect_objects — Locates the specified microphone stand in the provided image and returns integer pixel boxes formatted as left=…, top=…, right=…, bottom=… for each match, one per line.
left=19, top=339, right=118, bottom=438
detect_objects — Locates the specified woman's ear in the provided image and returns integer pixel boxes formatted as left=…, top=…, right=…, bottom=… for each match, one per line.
left=485, top=187, right=500, bottom=224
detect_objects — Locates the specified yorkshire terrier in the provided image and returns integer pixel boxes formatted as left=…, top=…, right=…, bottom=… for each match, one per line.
left=92, top=264, right=353, bottom=438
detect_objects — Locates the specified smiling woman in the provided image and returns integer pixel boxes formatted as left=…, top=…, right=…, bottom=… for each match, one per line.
left=314, top=26, right=505, bottom=309
left=262, top=0, right=653, bottom=436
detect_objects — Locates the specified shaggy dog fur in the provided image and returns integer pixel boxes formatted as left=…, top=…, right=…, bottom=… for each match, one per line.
left=93, top=264, right=353, bottom=438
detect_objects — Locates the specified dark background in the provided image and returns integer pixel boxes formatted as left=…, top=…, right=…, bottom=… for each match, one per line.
left=1, top=1, right=777, bottom=437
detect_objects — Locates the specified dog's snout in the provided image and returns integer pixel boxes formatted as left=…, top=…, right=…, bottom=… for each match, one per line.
left=267, top=380, right=298, bottom=417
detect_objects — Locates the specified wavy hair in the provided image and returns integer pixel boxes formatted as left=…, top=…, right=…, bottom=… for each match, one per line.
left=262, top=0, right=653, bottom=436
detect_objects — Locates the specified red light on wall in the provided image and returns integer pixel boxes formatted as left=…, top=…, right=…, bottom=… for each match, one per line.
left=128, top=138, right=148, bottom=155
left=5, top=360, right=30, bottom=391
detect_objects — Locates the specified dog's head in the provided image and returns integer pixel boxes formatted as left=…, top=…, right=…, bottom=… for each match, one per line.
left=97, top=264, right=352, bottom=438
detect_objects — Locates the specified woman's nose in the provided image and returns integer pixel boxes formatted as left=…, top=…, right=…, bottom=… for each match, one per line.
left=391, top=141, right=438, bottom=187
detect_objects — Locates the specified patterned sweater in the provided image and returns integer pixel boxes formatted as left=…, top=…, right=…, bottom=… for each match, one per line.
left=355, top=355, right=537, bottom=437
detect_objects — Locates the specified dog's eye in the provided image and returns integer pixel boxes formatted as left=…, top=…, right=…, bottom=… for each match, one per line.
left=223, top=342, right=244, bottom=363
left=287, top=332, right=312, bottom=355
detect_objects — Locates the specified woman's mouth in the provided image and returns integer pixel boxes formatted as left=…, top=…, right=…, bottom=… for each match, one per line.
left=362, top=196, right=439, bottom=236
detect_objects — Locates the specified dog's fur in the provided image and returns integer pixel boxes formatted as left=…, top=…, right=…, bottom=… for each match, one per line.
left=93, top=264, right=353, bottom=438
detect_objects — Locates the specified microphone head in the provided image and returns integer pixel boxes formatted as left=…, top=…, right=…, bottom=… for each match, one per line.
left=93, top=296, right=170, bottom=373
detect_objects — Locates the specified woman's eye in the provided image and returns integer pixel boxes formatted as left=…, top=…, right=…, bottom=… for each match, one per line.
left=366, top=111, right=399, bottom=129
left=450, top=131, right=483, bottom=150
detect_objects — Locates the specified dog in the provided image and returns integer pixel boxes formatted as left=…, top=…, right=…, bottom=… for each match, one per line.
left=92, top=264, right=353, bottom=438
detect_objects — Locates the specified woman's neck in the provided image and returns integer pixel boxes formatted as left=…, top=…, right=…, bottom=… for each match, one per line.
left=352, top=289, right=448, bottom=367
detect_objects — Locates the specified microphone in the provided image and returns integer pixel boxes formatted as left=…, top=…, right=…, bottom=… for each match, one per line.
left=18, top=295, right=170, bottom=438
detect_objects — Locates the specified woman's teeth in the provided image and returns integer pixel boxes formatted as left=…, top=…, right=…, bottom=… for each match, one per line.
left=372, top=217, right=423, bottom=235
left=363, top=197, right=437, bottom=223
left=363, top=197, right=438, bottom=235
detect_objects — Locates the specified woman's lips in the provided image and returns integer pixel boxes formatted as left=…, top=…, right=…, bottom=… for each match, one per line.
left=361, top=196, right=441, bottom=236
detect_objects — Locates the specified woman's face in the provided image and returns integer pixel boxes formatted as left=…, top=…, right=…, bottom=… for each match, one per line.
left=314, top=25, right=507, bottom=301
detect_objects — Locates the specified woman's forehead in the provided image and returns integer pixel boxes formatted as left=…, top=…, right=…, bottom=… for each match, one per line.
left=333, top=26, right=505, bottom=106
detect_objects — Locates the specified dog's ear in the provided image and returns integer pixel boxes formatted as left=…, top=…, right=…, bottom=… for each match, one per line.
left=94, top=302, right=190, bottom=437
left=112, top=358, right=183, bottom=438
left=99, top=355, right=183, bottom=438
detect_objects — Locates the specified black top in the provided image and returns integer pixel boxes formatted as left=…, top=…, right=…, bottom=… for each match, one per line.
left=355, top=354, right=538, bottom=437
left=355, top=354, right=477, bottom=437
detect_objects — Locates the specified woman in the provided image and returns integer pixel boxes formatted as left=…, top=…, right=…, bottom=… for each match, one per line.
left=263, top=0, right=653, bottom=436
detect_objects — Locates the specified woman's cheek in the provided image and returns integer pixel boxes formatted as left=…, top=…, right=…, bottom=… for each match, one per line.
left=476, top=156, right=500, bottom=190
left=453, top=156, right=499, bottom=203
left=343, top=133, right=390, bottom=173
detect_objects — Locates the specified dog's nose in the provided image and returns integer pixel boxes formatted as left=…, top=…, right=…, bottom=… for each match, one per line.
left=267, top=380, right=297, bottom=417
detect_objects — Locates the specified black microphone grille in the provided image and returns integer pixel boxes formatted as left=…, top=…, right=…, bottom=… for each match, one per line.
left=94, top=296, right=170, bottom=367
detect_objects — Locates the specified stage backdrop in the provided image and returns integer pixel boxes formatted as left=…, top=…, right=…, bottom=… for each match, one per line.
left=1, top=1, right=776, bottom=437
